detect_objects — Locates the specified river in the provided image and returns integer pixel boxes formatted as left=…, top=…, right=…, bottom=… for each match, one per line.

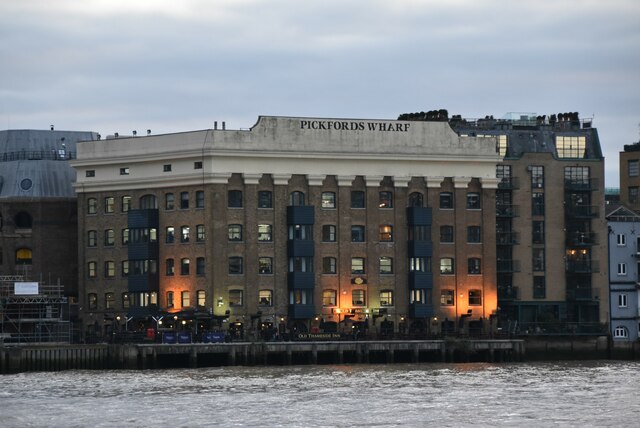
left=2, top=360, right=638, bottom=427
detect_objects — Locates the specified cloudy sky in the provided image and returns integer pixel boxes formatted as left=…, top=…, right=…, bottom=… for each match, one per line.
left=1, top=0, right=639, bottom=186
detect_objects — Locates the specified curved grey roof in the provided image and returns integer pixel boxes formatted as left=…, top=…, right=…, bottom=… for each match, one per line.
left=0, top=129, right=97, bottom=198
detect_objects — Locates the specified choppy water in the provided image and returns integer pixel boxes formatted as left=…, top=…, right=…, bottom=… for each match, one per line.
left=2, top=361, right=639, bottom=427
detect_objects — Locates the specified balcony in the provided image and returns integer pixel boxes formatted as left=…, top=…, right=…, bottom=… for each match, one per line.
left=497, top=259, right=520, bottom=273
left=498, top=286, right=519, bottom=301
left=565, top=205, right=598, bottom=218
left=288, top=304, right=315, bottom=319
left=566, top=287, right=599, bottom=301
left=496, top=231, right=519, bottom=245
left=498, top=176, right=519, bottom=190
left=408, top=303, right=434, bottom=318
left=128, top=273, right=159, bottom=293
left=407, top=240, right=433, bottom=257
left=564, top=178, right=598, bottom=191
left=287, top=206, right=314, bottom=225
left=408, top=271, right=433, bottom=289
left=496, top=204, right=519, bottom=217
left=566, top=231, right=597, bottom=246
left=287, top=239, right=314, bottom=257
left=406, top=207, right=432, bottom=226
left=287, top=272, right=315, bottom=289
left=566, top=260, right=599, bottom=274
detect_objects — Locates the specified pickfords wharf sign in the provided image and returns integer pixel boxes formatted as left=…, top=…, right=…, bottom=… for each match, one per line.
left=300, top=120, right=411, bottom=132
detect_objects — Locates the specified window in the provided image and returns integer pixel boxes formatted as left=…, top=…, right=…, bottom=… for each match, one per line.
left=103, top=197, right=115, bottom=213
left=614, top=326, right=629, bottom=339
left=466, top=192, right=481, bottom=209
left=322, top=192, right=336, bottom=209
left=197, top=290, right=206, bottom=307
left=322, top=290, right=337, bottom=307
left=258, top=191, right=272, bottom=208
left=440, top=226, right=454, bottom=243
left=469, top=290, right=482, bottom=305
left=351, top=257, right=365, bottom=274
left=104, top=261, right=115, bottom=278
left=468, top=258, right=481, bottom=274
left=87, top=198, right=97, bottom=214
left=228, top=190, right=243, bottom=208
left=409, top=257, right=431, bottom=272
left=410, top=289, right=429, bottom=305
left=181, top=291, right=190, bottom=308
left=229, top=257, right=243, bottom=274
left=122, top=293, right=130, bottom=309
left=617, top=234, right=626, bottom=246
left=532, top=221, right=545, bottom=244
left=166, top=259, right=174, bottom=276
left=196, top=191, right=205, bottom=208
left=259, top=257, right=273, bottom=274
left=556, top=135, right=586, bottom=158
left=531, top=166, right=544, bottom=188
left=163, top=164, right=172, bottom=172
left=289, top=256, right=313, bottom=272
left=290, top=289, right=311, bottom=305
left=409, top=225, right=430, bottom=241
left=617, top=263, right=627, bottom=276
left=408, top=192, right=423, bottom=207
left=119, top=167, right=129, bottom=175
left=105, top=292, right=115, bottom=309
left=322, top=257, right=337, bottom=274
left=15, top=211, right=32, bottom=229
left=565, top=166, right=590, bottom=186
left=497, top=135, right=508, bottom=157
left=322, top=225, right=337, bottom=242
left=196, top=257, right=205, bottom=275
left=379, top=225, right=393, bottom=242
left=351, top=225, right=365, bottom=242
left=229, top=290, right=243, bottom=307
left=88, top=230, right=97, bottom=247
left=180, top=258, right=190, bottom=275
left=166, top=226, right=175, bottom=243
left=121, top=260, right=129, bottom=277
left=194, top=224, right=205, bottom=242
left=228, top=224, right=243, bottom=241
left=618, top=294, right=628, bottom=308
left=167, top=291, right=174, bottom=308
left=290, top=191, right=305, bottom=206
left=441, top=290, right=454, bottom=306
left=259, top=290, right=273, bottom=306
left=629, top=160, right=639, bottom=177
left=165, top=193, right=175, bottom=210
left=15, top=248, right=32, bottom=265
left=289, top=224, right=312, bottom=240
left=379, top=191, right=393, bottom=208
left=180, top=192, right=189, bottom=209
left=139, top=194, right=157, bottom=209
left=121, top=196, right=132, bottom=212
left=467, top=226, right=481, bottom=243
left=258, top=224, right=273, bottom=242
left=194, top=161, right=203, bottom=169
left=533, top=276, right=546, bottom=298
left=180, top=226, right=190, bottom=243
left=380, top=290, right=393, bottom=306
left=86, top=170, right=95, bottom=177
left=104, top=229, right=115, bottom=246
left=88, top=261, right=97, bottom=278
left=440, top=258, right=454, bottom=275
left=379, top=257, right=393, bottom=274
left=352, top=289, right=366, bottom=306
left=533, top=249, right=545, bottom=271
left=439, top=192, right=453, bottom=209
left=88, top=293, right=97, bottom=310
left=532, top=193, right=545, bottom=216
left=630, top=187, right=639, bottom=204
left=351, top=190, right=365, bottom=208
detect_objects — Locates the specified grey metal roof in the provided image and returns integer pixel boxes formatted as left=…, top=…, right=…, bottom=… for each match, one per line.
left=0, top=129, right=97, bottom=198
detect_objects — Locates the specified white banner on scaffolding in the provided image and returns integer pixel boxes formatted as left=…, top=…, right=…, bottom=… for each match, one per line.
left=14, top=282, right=39, bottom=295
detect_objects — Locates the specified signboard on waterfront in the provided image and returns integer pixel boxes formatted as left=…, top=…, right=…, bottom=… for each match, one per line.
left=295, top=333, right=342, bottom=341
left=14, top=282, right=39, bottom=295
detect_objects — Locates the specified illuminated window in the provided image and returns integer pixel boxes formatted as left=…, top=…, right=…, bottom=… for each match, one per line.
left=120, top=167, right=129, bottom=175
left=556, top=135, right=586, bottom=158
left=259, top=290, right=273, bottom=306
left=351, top=257, right=365, bottom=274
left=87, top=198, right=97, bottom=214
left=323, top=257, right=337, bottom=274
left=379, top=257, right=393, bottom=274
left=228, top=224, right=243, bottom=241
left=469, top=290, right=482, bottom=305
left=441, top=290, right=454, bottom=306
left=259, top=257, right=273, bottom=274
left=229, top=290, right=243, bottom=306
left=166, top=226, right=175, bottom=243
left=121, top=195, right=132, bottom=212
left=122, top=293, right=130, bottom=309
left=322, top=225, right=337, bottom=242
left=165, top=193, right=175, bottom=210
left=258, top=191, right=273, bottom=208
left=104, top=197, right=115, bottom=213
left=322, top=289, right=337, bottom=307
left=409, top=257, right=431, bottom=273
left=181, top=291, right=190, bottom=308
left=104, top=229, right=115, bottom=246
left=290, top=289, right=311, bottom=305
left=352, top=289, right=366, bottom=306
left=379, top=225, right=393, bottom=242
left=379, top=191, right=393, bottom=208
left=258, top=224, right=273, bottom=242
left=410, top=289, right=429, bottom=304
left=121, top=260, right=129, bottom=277
left=167, top=291, right=174, bottom=308
left=180, top=226, right=190, bottom=243
left=104, top=261, right=115, bottom=278
left=380, top=290, right=393, bottom=306
left=322, top=192, right=336, bottom=209
left=197, top=290, right=206, bottom=307
left=497, top=135, right=508, bottom=157
left=180, top=258, right=190, bottom=275
left=16, top=248, right=32, bottom=265
left=440, top=258, right=454, bottom=275
left=196, top=225, right=205, bottom=242
left=87, top=261, right=97, bottom=278
left=105, top=293, right=115, bottom=309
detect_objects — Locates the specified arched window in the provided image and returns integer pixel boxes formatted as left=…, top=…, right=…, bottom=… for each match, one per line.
left=408, top=192, right=423, bottom=207
left=15, top=248, right=32, bottom=265
left=139, top=194, right=158, bottom=209
left=14, top=211, right=32, bottom=229
left=290, top=191, right=305, bottom=206
left=614, top=326, right=629, bottom=339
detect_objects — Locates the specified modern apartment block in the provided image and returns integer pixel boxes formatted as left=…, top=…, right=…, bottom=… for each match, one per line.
left=71, top=116, right=501, bottom=338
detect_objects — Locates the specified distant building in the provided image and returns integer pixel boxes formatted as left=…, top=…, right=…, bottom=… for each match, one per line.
left=619, top=141, right=640, bottom=210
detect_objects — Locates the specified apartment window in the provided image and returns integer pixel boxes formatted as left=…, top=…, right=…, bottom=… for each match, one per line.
left=15, top=248, right=32, bottom=265
left=532, top=193, right=545, bottom=216
left=410, top=289, right=429, bottom=305
left=290, top=289, right=311, bottom=305
left=290, top=191, right=305, bottom=206
left=351, top=225, right=365, bottom=242
left=258, top=191, right=273, bottom=208
left=121, top=260, right=129, bottom=277
left=228, top=190, right=243, bottom=208
left=441, top=290, right=455, bottom=306
left=531, top=166, right=544, bottom=188
left=440, top=192, right=453, bottom=209
left=614, top=326, right=629, bottom=339
left=617, top=234, right=626, bottom=246
left=121, top=196, right=132, bottom=212
left=87, top=198, right=97, bottom=214
left=380, top=290, right=393, bottom=306
left=322, top=289, right=337, bottom=307
left=195, top=225, right=205, bottom=242
left=440, top=226, right=454, bottom=243
left=351, top=190, right=365, bottom=208
left=351, top=257, right=365, bottom=274
left=104, top=261, right=116, bottom=278
left=196, top=190, right=205, bottom=208
left=322, top=192, right=336, bottom=209
left=103, top=229, right=115, bottom=247
left=618, top=294, right=628, bottom=308
left=104, top=197, right=115, bottom=213
left=556, top=135, right=586, bottom=158
left=165, top=193, right=175, bottom=210
left=140, top=194, right=157, bottom=209
left=86, top=170, right=95, bottom=177
left=229, top=290, right=243, bottom=307
left=497, top=164, right=512, bottom=180
left=408, top=192, right=423, bottom=207
left=497, top=135, right=508, bottom=157
left=532, top=221, right=545, bottom=244
left=289, top=257, right=313, bottom=272
left=119, top=167, right=129, bottom=175
left=533, top=276, right=546, bottom=299
left=379, top=257, right=393, bottom=274
left=379, top=191, right=393, bottom=208
left=167, top=291, right=174, bottom=308
left=629, top=160, right=640, bottom=177
left=166, top=259, right=174, bottom=276
left=194, top=161, right=203, bottom=169
left=197, top=290, right=206, bottom=307
left=166, top=226, right=175, bottom=243
left=467, top=226, right=481, bottom=243
left=409, top=225, right=430, bottom=241
left=229, top=257, right=243, bottom=274
left=469, top=290, right=482, bottom=305
left=565, top=166, right=590, bottom=185
left=352, top=289, right=366, bottom=306
left=178, top=258, right=188, bottom=275
left=228, top=224, right=243, bottom=241
left=181, top=291, right=190, bottom=308
left=163, top=164, right=172, bottom=172
left=259, top=257, right=273, bottom=274
left=88, top=293, right=97, bottom=310
left=618, top=263, right=627, bottom=276
left=468, top=258, right=481, bottom=274
left=258, top=224, right=273, bottom=242
left=323, top=257, right=337, bottom=274
left=122, top=293, right=130, bottom=309
left=467, top=193, right=481, bottom=209
left=259, top=290, right=273, bottom=306
left=196, top=257, right=205, bottom=275
left=440, top=258, right=454, bottom=275
left=322, top=225, right=337, bottom=242
left=103, top=292, right=114, bottom=310
left=629, top=187, right=639, bottom=204
left=533, top=249, right=545, bottom=271
left=88, top=261, right=97, bottom=278
left=180, top=226, right=190, bottom=243
left=379, top=225, right=393, bottom=242
left=410, top=257, right=431, bottom=272
left=180, top=192, right=189, bottom=209
left=289, top=224, right=312, bottom=240
left=88, top=230, right=97, bottom=247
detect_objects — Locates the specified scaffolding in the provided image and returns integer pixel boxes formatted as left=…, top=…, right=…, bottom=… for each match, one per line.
left=0, top=276, right=71, bottom=344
